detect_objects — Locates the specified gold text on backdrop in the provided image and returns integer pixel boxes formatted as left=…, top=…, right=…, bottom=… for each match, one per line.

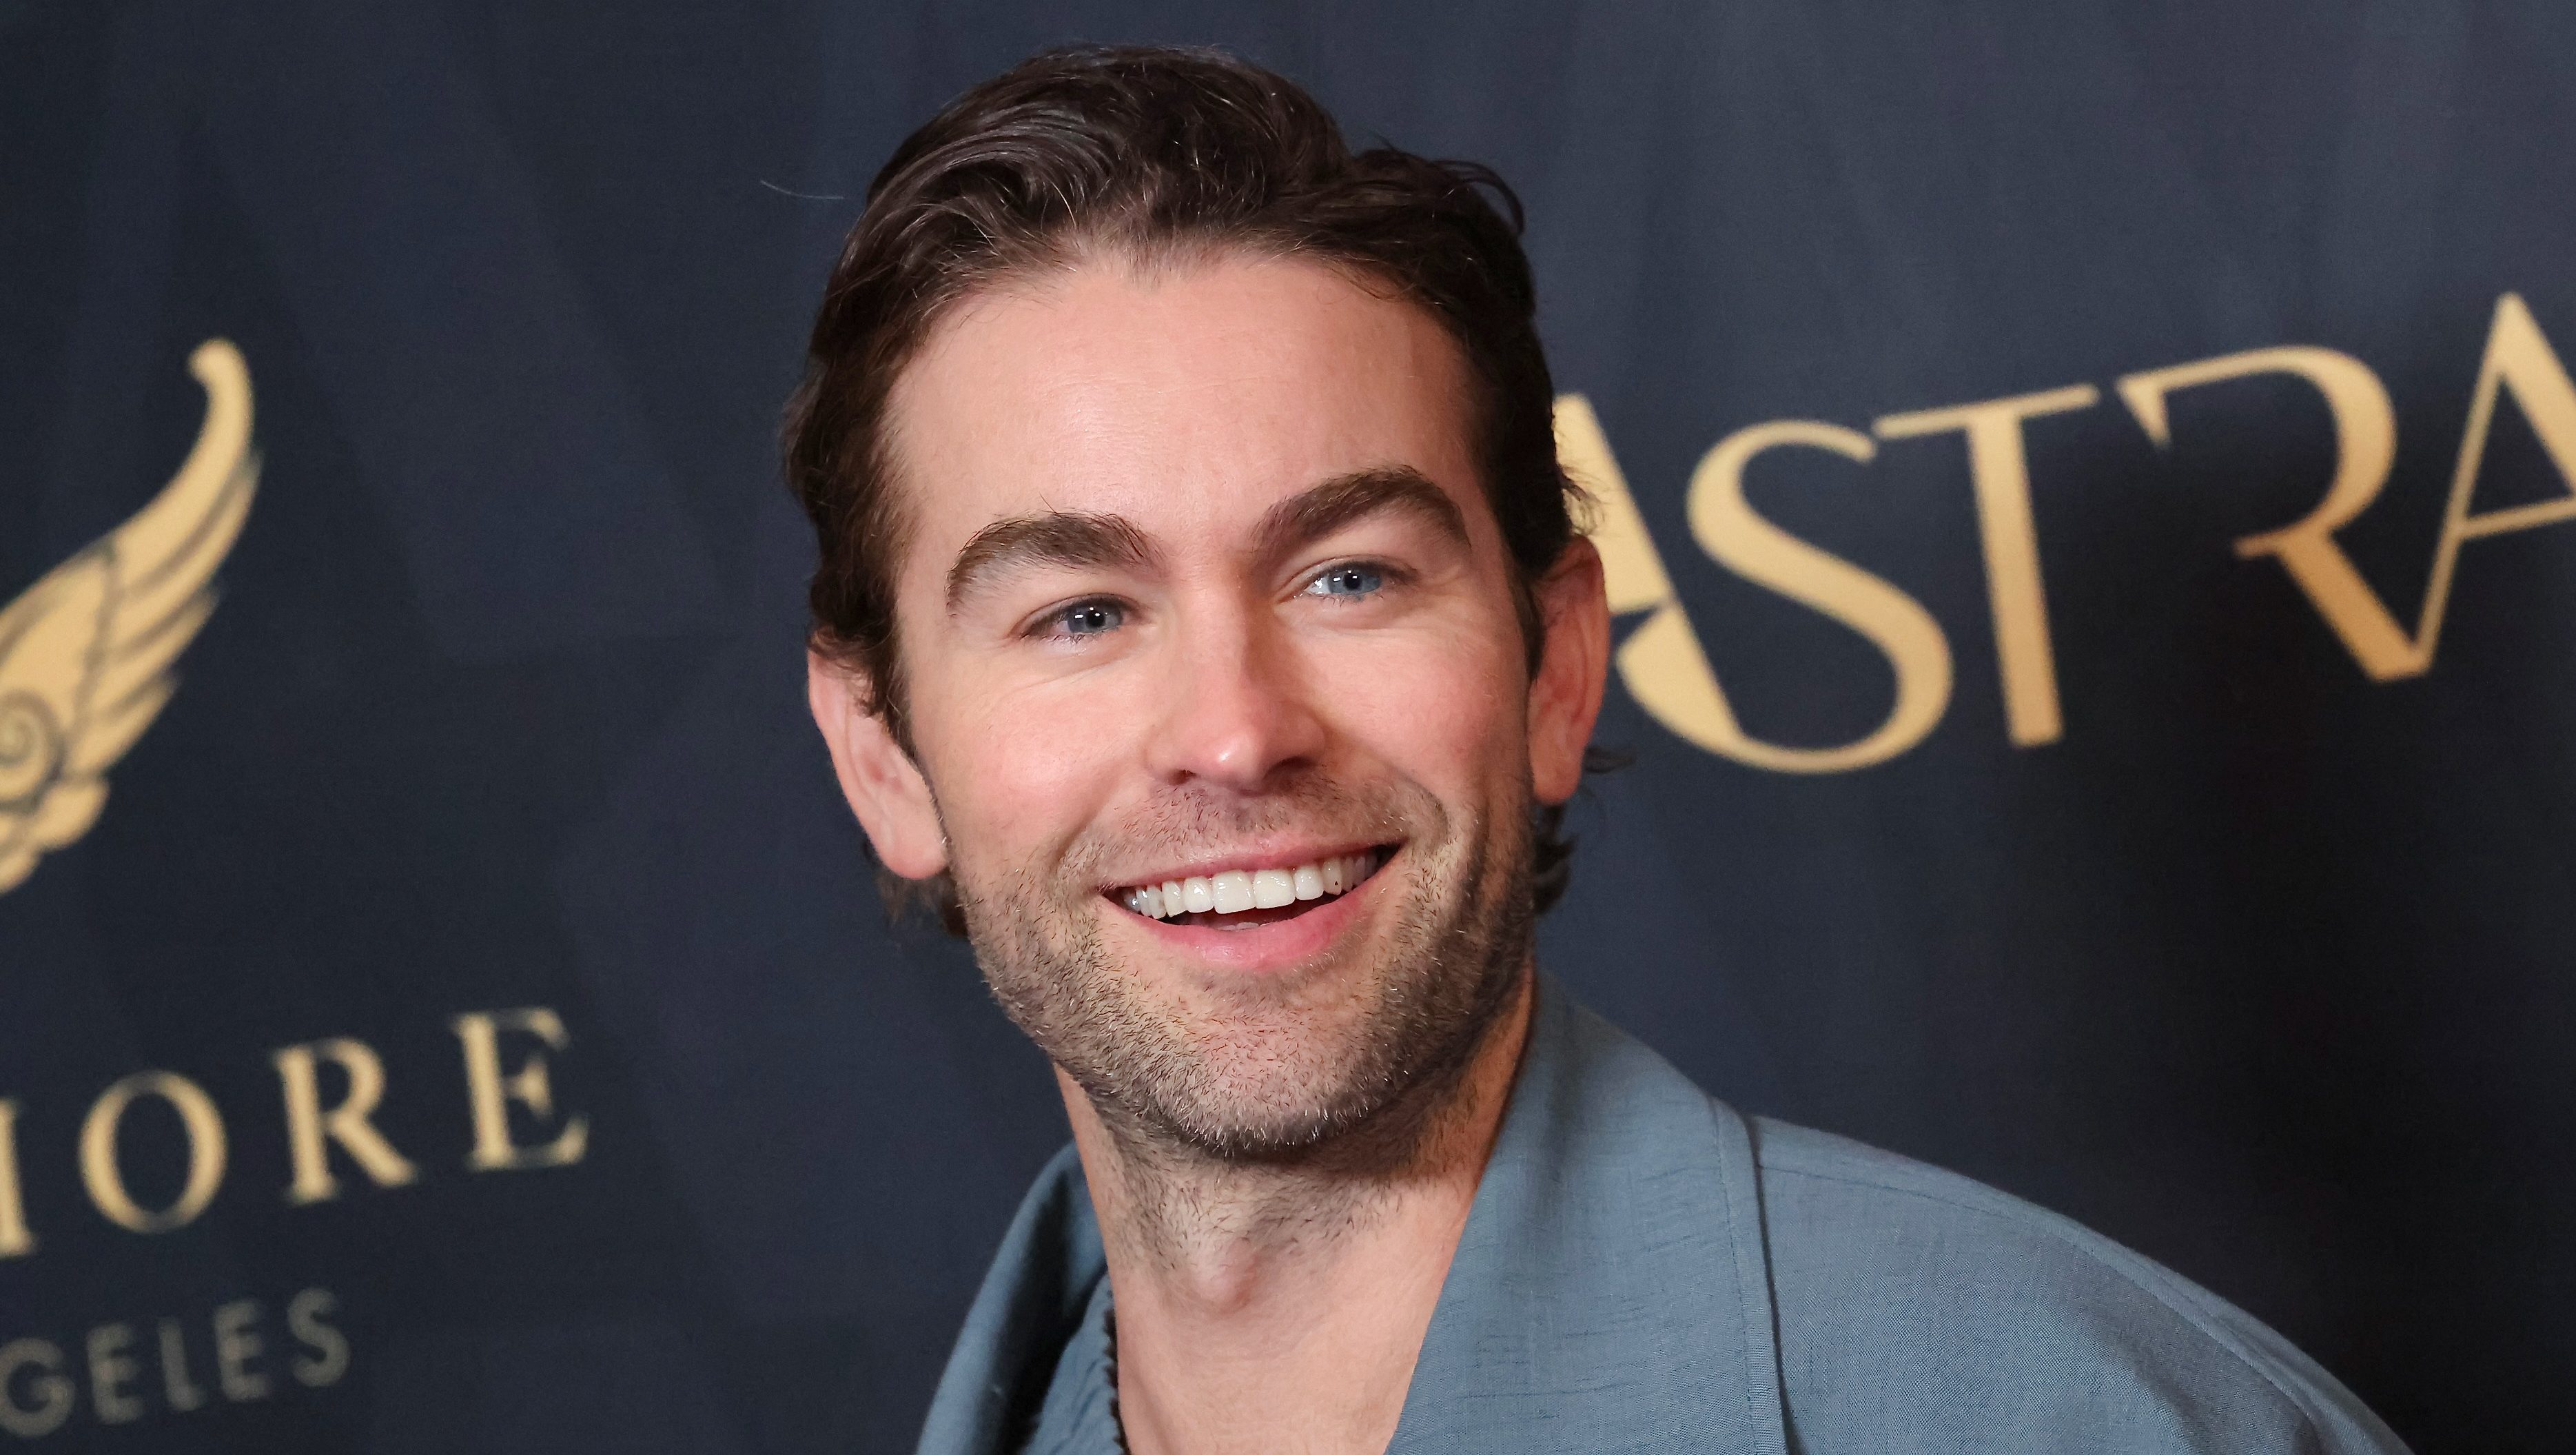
left=1566, top=292, right=2576, bottom=771
left=0, top=1008, right=588, bottom=1259
left=0, top=1288, right=347, bottom=1438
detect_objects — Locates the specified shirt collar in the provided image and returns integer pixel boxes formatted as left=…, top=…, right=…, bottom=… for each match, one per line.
left=916, top=975, right=1790, bottom=1455
left=1388, top=976, right=1789, bottom=1455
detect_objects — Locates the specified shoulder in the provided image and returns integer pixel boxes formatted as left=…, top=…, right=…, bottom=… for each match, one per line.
left=1744, top=1115, right=2408, bottom=1454
left=917, top=1144, right=1109, bottom=1455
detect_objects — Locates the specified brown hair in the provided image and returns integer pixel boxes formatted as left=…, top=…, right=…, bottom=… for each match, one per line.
left=785, top=43, right=1589, bottom=930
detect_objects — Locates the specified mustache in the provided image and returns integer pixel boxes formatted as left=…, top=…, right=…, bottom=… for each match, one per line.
left=1056, top=771, right=1439, bottom=884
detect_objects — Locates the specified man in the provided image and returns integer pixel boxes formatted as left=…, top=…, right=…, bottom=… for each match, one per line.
left=791, top=44, right=2408, bottom=1455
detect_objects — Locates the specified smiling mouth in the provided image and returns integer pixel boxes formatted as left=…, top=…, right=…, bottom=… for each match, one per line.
left=1112, top=847, right=1390, bottom=930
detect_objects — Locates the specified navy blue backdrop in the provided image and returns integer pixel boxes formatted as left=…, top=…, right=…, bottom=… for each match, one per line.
left=3, top=3, right=2571, bottom=1450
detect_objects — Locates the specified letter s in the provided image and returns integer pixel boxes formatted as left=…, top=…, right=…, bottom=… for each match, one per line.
left=287, top=1288, right=349, bottom=1387
left=1557, top=399, right=1952, bottom=773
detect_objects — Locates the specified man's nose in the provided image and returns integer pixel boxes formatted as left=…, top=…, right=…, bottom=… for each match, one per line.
left=1144, top=601, right=1328, bottom=792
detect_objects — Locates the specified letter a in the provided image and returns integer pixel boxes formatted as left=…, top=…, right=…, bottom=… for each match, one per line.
left=2411, top=293, right=2576, bottom=661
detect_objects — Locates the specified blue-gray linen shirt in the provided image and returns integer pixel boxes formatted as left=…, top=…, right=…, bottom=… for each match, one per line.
left=919, top=978, right=2410, bottom=1454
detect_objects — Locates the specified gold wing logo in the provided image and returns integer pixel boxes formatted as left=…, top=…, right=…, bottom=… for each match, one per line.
left=0, top=340, right=256, bottom=894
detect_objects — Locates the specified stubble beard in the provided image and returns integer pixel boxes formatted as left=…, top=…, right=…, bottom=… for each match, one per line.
left=953, top=771, right=1536, bottom=1171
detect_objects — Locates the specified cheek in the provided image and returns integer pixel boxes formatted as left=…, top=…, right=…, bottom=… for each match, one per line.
left=917, top=665, right=1137, bottom=874
left=1311, top=620, right=1527, bottom=793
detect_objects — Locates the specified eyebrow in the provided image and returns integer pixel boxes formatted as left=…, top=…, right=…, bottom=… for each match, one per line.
left=947, top=512, right=1156, bottom=613
left=943, top=465, right=1470, bottom=614
left=1249, top=465, right=1469, bottom=569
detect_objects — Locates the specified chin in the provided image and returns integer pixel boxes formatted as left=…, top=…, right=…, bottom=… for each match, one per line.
left=1123, top=1002, right=1395, bottom=1148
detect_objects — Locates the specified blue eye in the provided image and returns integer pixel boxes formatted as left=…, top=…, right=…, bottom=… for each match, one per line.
left=1055, top=600, right=1124, bottom=636
left=1309, top=564, right=1383, bottom=599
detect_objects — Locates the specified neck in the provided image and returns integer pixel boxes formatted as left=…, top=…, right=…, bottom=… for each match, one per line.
left=1057, top=966, right=1535, bottom=1455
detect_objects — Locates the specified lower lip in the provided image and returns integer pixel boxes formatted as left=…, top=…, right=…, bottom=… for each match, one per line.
left=1108, top=862, right=1384, bottom=973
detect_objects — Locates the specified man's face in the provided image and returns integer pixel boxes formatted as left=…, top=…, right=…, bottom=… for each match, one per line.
left=812, top=252, right=1605, bottom=1157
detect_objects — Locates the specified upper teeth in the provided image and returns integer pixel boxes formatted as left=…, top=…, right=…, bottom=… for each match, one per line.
left=1121, top=852, right=1378, bottom=920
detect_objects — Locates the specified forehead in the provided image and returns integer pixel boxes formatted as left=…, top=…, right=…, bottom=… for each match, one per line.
left=881, top=252, right=1485, bottom=574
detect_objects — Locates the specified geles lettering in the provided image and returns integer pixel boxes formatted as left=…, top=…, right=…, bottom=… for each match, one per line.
left=1565, top=292, right=2576, bottom=771
left=0, top=1288, right=347, bottom=1439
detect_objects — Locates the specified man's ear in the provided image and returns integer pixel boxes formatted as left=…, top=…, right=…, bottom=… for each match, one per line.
left=807, top=652, right=950, bottom=879
left=1527, top=537, right=1611, bottom=806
